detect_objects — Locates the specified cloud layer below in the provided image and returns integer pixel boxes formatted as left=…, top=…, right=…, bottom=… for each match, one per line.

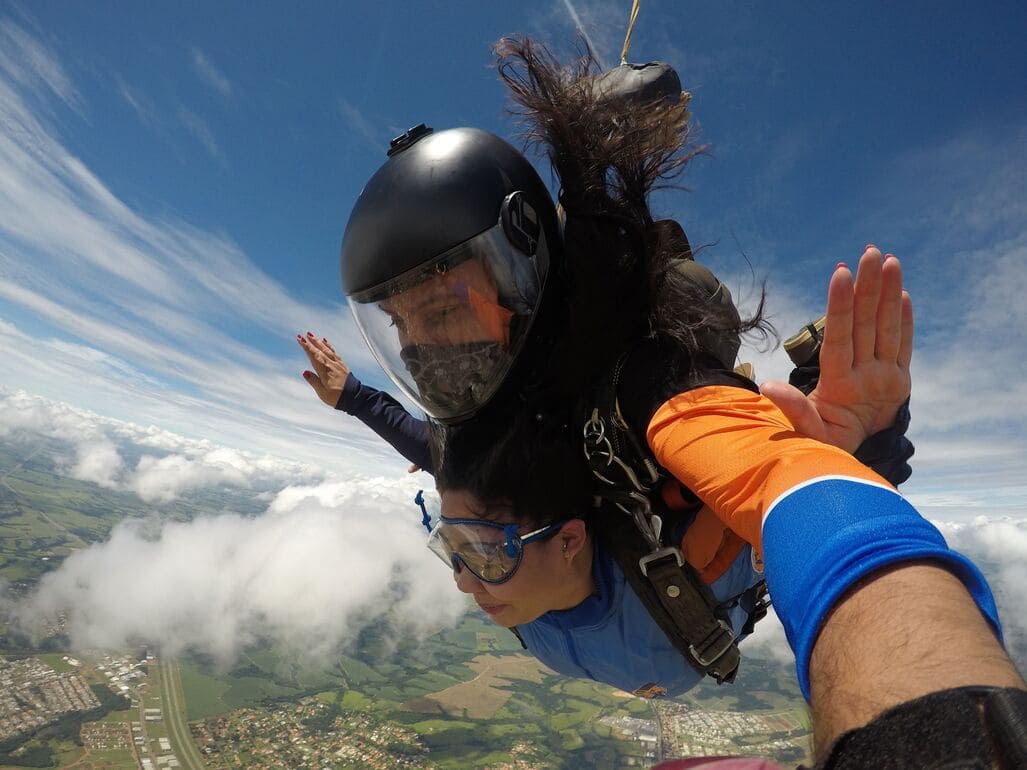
left=14, top=478, right=465, bottom=664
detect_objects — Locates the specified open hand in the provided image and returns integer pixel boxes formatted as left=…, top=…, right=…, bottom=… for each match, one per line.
left=297, top=332, right=351, bottom=407
left=761, top=246, right=913, bottom=453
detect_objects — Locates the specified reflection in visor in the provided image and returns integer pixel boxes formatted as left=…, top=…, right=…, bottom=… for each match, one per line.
left=347, top=221, right=545, bottom=421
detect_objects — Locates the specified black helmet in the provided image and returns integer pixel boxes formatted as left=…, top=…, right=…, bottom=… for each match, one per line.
left=340, top=124, right=561, bottom=423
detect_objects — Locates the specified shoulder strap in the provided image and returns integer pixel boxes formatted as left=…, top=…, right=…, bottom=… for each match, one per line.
left=583, top=355, right=746, bottom=684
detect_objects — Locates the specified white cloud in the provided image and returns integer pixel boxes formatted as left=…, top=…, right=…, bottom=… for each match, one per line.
left=190, top=48, right=233, bottom=98
left=0, top=389, right=329, bottom=502
left=741, top=606, right=793, bottom=666
left=936, top=517, right=1027, bottom=664
left=70, top=439, right=124, bottom=489
left=13, top=477, right=465, bottom=664
left=129, top=454, right=248, bottom=503
left=114, top=74, right=155, bottom=126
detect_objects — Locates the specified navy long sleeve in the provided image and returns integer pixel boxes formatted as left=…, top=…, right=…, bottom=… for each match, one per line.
left=335, top=374, right=433, bottom=473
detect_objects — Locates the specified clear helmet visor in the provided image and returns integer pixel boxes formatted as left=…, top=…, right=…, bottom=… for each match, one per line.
left=348, top=220, right=546, bottom=421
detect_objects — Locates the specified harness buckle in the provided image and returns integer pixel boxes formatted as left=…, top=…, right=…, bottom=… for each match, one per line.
left=688, top=619, right=736, bottom=668
left=638, top=546, right=684, bottom=577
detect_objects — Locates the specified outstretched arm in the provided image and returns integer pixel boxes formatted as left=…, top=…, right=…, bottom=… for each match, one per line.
left=297, top=332, right=432, bottom=472
left=761, top=246, right=913, bottom=454
left=806, top=562, right=1025, bottom=756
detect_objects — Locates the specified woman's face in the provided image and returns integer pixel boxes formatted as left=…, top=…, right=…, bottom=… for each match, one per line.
left=439, top=489, right=591, bottom=627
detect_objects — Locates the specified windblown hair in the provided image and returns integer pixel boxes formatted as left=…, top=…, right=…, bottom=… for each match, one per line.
left=495, top=36, right=770, bottom=378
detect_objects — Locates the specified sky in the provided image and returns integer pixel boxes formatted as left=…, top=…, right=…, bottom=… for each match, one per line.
left=1, top=2, right=1026, bottom=665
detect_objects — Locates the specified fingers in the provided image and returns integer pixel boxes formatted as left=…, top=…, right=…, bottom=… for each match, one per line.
left=818, top=262, right=855, bottom=381
left=898, top=290, right=913, bottom=371
left=873, top=255, right=904, bottom=362
left=302, top=331, right=347, bottom=367
left=297, top=334, right=322, bottom=369
left=297, top=332, right=339, bottom=368
left=851, top=247, right=884, bottom=365
left=301, top=370, right=326, bottom=399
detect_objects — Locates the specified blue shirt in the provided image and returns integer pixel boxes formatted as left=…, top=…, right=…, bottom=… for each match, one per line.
left=516, top=540, right=762, bottom=696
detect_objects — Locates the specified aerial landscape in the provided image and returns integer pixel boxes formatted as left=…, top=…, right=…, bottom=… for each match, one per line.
left=0, top=433, right=813, bottom=769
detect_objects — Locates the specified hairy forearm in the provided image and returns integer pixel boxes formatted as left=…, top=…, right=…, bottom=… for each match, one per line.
left=809, top=561, right=1026, bottom=756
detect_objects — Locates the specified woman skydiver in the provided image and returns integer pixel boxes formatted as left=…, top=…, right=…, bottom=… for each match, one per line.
left=327, top=38, right=1000, bottom=701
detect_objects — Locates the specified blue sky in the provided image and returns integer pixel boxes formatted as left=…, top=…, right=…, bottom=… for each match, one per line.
left=1, top=0, right=1026, bottom=519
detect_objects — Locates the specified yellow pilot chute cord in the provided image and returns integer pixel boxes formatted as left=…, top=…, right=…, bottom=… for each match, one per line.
left=620, top=0, right=642, bottom=65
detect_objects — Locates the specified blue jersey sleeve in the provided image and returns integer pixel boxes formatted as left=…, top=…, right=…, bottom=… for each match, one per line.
left=762, top=477, right=1001, bottom=701
left=335, top=374, right=433, bottom=473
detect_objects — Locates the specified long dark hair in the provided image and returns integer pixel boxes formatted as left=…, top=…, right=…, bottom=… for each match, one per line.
left=430, top=406, right=592, bottom=530
left=495, top=36, right=771, bottom=375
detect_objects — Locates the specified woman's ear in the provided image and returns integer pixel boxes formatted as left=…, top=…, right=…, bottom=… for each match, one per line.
left=558, top=519, right=589, bottom=560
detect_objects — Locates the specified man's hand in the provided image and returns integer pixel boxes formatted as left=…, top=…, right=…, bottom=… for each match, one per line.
left=761, top=246, right=913, bottom=453
left=297, top=332, right=351, bottom=407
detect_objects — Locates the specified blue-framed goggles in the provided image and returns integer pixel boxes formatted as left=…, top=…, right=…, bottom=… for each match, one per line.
left=415, top=490, right=565, bottom=584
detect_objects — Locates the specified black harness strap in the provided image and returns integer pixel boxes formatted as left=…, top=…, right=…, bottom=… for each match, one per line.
left=583, top=355, right=748, bottom=684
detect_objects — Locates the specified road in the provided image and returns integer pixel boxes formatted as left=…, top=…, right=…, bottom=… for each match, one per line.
left=159, top=658, right=208, bottom=770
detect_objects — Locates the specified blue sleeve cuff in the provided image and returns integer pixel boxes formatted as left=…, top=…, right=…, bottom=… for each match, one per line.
left=854, top=399, right=914, bottom=486
left=334, top=372, right=360, bottom=412
left=762, top=477, right=1002, bottom=701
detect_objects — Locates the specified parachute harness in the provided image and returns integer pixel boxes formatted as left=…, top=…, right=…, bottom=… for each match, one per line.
left=582, top=352, right=744, bottom=684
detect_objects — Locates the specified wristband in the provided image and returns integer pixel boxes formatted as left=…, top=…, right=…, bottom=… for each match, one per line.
left=761, top=476, right=1001, bottom=700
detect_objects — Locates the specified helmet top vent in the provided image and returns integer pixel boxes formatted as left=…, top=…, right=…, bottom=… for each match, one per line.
left=388, top=123, right=433, bottom=157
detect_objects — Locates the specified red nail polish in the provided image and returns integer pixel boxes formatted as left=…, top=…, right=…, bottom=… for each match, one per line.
left=307, top=331, right=314, bottom=337
left=302, top=371, right=312, bottom=378
left=865, top=243, right=876, bottom=250
left=836, top=262, right=847, bottom=270
left=297, top=335, right=305, bottom=343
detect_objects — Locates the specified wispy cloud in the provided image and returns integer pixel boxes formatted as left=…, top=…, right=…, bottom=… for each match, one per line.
left=0, top=18, right=79, bottom=109
left=177, top=105, right=227, bottom=165
left=559, top=0, right=607, bottom=66
left=337, top=97, right=385, bottom=148
left=190, top=47, right=232, bottom=98
left=0, top=18, right=402, bottom=475
left=114, top=73, right=156, bottom=127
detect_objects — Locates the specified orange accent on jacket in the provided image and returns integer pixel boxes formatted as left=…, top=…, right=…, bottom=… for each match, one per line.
left=647, top=385, right=889, bottom=580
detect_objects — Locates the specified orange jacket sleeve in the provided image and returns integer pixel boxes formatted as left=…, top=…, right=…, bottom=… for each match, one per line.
left=647, top=385, right=889, bottom=556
